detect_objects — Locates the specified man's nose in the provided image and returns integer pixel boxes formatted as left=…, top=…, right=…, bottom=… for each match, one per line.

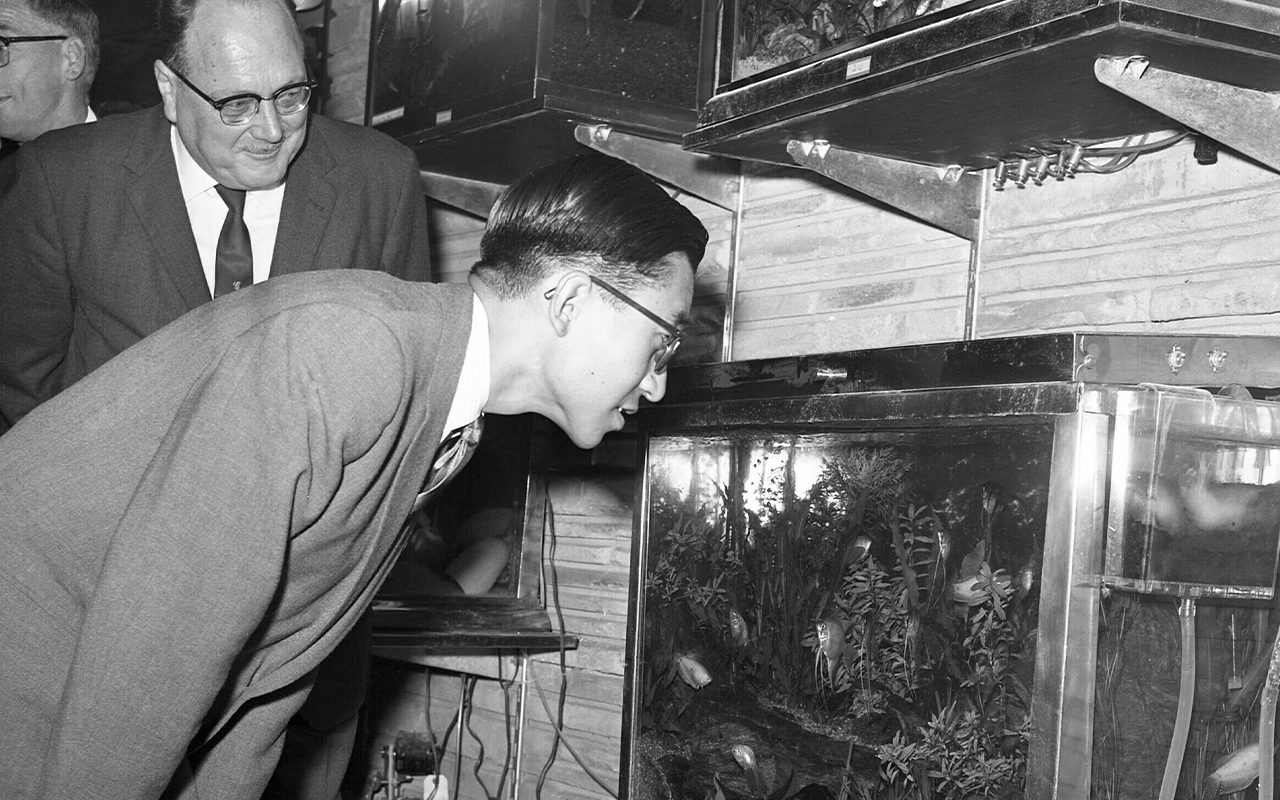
left=640, top=368, right=667, bottom=404
left=250, top=101, right=285, bottom=141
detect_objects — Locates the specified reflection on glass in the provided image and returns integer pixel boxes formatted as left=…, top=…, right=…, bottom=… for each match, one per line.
left=1107, top=388, right=1280, bottom=598
left=636, top=425, right=1050, bottom=798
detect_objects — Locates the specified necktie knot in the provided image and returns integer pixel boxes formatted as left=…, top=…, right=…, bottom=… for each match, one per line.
left=214, top=184, right=247, bottom=217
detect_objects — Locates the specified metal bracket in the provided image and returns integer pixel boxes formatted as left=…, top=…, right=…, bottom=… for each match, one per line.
left=574, top=124, right=740, bottom=211
left=1095, top=55, right=1280, bottom=174
left=786, top=140, right=981, bottom=239
left=418, top=171, right=505, bottom=219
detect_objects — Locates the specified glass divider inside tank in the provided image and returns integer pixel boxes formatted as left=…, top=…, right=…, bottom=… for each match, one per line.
left=1103, top=385, right=1280, bottom=601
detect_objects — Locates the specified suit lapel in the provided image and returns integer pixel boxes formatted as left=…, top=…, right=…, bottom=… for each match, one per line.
left=123, top=109, right=211, bottom=308
left=271, top=121, right=337, bottom=277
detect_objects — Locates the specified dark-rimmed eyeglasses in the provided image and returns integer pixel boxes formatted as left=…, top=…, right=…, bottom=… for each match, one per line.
left=545, top=276, right=685, bottom=374
left=164, top=62, right=315, bottom=126
left=0, top=35, right=69, bottom=68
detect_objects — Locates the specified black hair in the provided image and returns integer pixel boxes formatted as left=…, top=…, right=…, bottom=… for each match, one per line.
left=26, top=0, right=99, bottom=84
left=157, top=0, right=296, bottom=72
left=471, top=151, right=708, bottom=298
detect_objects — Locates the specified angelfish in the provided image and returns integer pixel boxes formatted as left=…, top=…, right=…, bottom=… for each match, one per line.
left=728, top=607, right=750, bottom=647
left=1204, top=741, right=1260, bottom=796
left=815, top=616, right=846, bottom=689
left=675, top=654, right=712, bottom=689
left=732, top=743, right=764, bottom=795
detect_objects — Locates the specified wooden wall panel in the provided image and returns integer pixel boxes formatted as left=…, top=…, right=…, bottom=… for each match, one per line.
left=427, top=206, right=487, bottom=285
left=978, top=140, right=1280, bottom=337
left=729, top=165, right=973, bottom=359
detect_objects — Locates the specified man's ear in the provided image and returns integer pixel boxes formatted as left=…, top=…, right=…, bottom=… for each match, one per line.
left=154, top=60, right=180, bottom=124
left=61, top=37, right=86, bottom=82
left=543, top=271, right=594, bottom=339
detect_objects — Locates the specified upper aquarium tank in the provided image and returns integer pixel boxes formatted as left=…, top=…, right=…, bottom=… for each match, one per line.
left=621, top=334, right=1280, bottom=800
left=687, top=0, right=1280, bottom=172
left=366, top=0, right=715, bottom=183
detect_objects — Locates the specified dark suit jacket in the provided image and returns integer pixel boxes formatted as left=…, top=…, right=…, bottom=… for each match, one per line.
left=0, top=272, right=474, bottom=800
left=0, top=104, right=432, bottom=433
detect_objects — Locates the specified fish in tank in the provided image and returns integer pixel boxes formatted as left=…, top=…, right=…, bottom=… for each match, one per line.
left=631, top=424, right=1050, bottom=799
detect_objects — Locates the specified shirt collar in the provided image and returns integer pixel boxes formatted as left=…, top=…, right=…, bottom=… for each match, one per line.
left=170, top=125, right=219, bottom=204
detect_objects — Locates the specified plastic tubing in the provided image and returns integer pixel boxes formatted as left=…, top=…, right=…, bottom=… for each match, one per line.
left=1159, top=596, right=1196, bottom=800
left=1259, top=625, right=1280, bottom=800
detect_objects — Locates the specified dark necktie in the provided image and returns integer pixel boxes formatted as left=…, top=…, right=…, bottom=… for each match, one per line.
left=410, top=415, right=485, bottom=517
left=213, top=184, right=253, bottom=297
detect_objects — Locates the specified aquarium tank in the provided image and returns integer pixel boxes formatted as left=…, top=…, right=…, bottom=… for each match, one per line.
left=367, top=0, right=709, bottom=133
left=620, top=334, right=1280, bottom=800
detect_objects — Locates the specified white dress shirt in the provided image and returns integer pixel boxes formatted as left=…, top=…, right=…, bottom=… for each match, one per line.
left=442, top=293, right=491, bottom=437
left=170, top=126, right=285, bottom=295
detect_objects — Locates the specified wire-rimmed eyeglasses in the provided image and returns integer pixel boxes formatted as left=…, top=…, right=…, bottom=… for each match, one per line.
left=546, top=275, right=685, bottom=374
left=164, top=62, right=315, bottom=126
left=0, top=35, right=69, bottom=68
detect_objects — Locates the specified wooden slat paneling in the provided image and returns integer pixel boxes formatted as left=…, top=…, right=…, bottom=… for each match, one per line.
left=978, top=140, right=1280, bottom=336
left=730, top=164, right=973, bottom=358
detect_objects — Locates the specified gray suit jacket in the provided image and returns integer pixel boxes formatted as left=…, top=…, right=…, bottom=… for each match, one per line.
left=0, top=272, right=474, bottom=800
left=0, top=105, right=432, bottom=432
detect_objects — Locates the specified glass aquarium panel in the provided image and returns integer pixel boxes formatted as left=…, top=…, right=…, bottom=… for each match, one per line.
left=635, top=422, right=1052, bottom=799
left=548, top=0, right=703, bottom=108
left=730, top=0, right=975, bottom=84
left=368, top=0, right=539, bottom=126
left=1095, top=388, right=1280, bottom=800
left=1105, top=387, right=1280, bottom=600
left=368, top=0, right=703, bottom=128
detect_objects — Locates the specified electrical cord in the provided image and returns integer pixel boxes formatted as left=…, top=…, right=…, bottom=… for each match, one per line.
left=462, top=675, right=497, bottom=799
left=530, top=659, right=621, bottom=798
left=495, top=668, right=517, bottom=798
left=532, top=494, right=622, bottom=800
left=535, top=494, right=567, bottom=797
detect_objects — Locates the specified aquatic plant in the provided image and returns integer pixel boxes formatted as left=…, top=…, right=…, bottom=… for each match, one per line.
left=876, top=701, right=1028, bottom=800
left=642, top=438, right=1039, bottom=797
left=738, top=0, right=962, bottom=75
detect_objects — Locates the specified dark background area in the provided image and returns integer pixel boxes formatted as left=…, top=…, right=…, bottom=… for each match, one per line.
left=83, top=1, right=330, bottom=116
left=86, top=0, right=164, bottom=114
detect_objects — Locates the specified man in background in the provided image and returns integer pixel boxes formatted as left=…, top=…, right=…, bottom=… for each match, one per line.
left=0, top=0, right=432, bottom=434
left=0, top=0, right=97, bottom=156
left=0, top=150, right=708, bottom=800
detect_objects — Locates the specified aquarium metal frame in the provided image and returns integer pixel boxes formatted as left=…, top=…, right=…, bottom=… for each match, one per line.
left=622, top=382, right=1113, bottom=800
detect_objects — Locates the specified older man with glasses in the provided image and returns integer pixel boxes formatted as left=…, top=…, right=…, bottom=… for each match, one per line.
left=0, top=0, right=433, bottom=436
left=0, top=0, right=98, bottom=155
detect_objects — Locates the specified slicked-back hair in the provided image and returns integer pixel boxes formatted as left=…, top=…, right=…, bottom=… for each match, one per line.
left=156, top=0, right=296, bottom=72
left=26, top=0, right=99, bottom=84
left=471, top=152, right=708, bottom=299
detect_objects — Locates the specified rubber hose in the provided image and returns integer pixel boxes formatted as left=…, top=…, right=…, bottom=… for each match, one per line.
left=1158, top=597, right=1196, bottom=800
left=1259, top=625, right=1280, bottom=800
